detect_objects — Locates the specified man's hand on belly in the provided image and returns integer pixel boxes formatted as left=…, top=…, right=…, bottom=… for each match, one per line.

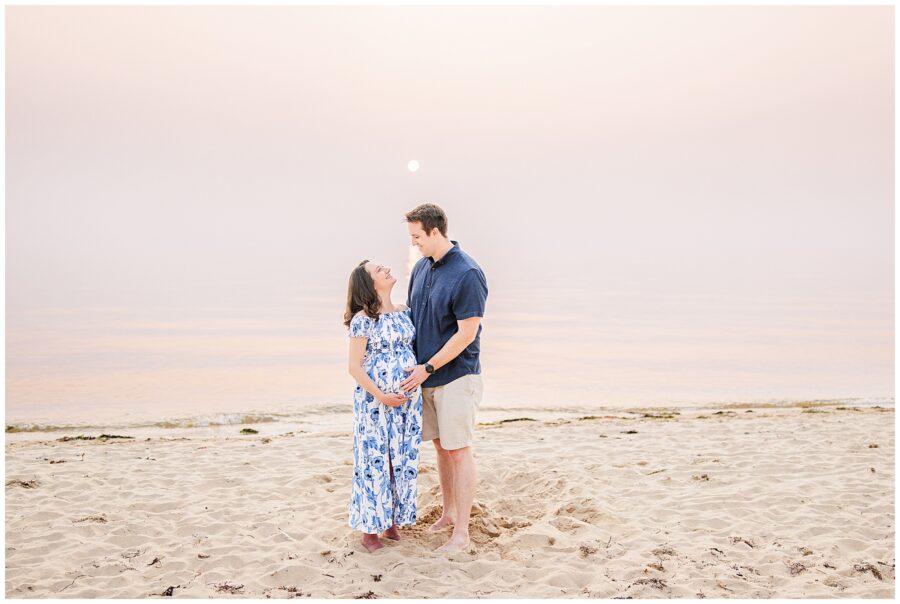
left=400, top=365, right=430, bottom=392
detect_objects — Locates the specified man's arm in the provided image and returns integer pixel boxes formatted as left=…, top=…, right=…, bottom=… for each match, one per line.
left=424, top=317, right=480, bottom=370
left=399, top=268, right=487, bottom=392
left=399, top=317, right=480, bottom=392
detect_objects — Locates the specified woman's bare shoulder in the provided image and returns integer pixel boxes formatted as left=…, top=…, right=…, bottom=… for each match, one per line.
left=397, top=303, right=409, bottom=312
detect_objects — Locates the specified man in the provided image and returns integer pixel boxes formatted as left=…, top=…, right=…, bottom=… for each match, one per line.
left=399, top=203, right=488, bottom=554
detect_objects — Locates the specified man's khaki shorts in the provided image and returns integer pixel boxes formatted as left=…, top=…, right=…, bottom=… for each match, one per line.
left=421, top=373, right=483, bottom=451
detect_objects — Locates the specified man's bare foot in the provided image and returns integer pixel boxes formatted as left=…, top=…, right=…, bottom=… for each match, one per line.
left=381, top=525, right=401, bottom=541
left=361, top=534, right=384, bottom=552
left=437, top=533, right=470, bottom=553
left=428, top=516, right=455, bottom=533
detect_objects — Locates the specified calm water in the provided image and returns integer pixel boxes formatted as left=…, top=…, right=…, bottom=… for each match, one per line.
left=5, top=287, right=893, bottom=435
left=7, top=6, right=893, bottom=438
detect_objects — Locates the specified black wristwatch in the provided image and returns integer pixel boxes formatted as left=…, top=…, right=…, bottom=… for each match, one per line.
left=424, top=363, right=436, bottom=374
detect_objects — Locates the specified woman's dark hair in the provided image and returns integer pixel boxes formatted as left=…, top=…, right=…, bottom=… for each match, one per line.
left=344, top=260, right=380, bottom=327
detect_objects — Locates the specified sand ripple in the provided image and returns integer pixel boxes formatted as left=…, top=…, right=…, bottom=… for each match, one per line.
left=5, top=406, right=894, bottom=598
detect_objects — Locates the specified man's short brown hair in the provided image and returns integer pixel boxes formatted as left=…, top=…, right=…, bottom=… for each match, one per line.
left=405, top=203, right=448, bottom=237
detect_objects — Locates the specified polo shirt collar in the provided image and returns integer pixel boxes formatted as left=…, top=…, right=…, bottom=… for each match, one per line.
left=428, top=240, right=460, bottom=267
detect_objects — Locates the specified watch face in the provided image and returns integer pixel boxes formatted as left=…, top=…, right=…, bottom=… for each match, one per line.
left=425, top=363, right=435, bottom=374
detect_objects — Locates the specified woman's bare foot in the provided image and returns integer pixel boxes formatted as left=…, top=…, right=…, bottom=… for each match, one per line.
left=427, top=515, right=455, bottom=533
left=381, top=525, right=401, bottom=541
left=437, top=532, right=470, bottom=553
left=361, top=533, right=384, bottom=552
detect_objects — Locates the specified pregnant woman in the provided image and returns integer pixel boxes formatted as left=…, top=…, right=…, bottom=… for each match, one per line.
left=344, top=259, right=423, bottom=552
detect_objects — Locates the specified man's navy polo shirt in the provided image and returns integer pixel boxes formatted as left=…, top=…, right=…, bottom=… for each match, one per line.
left=407, top=240, right=488, bottom=388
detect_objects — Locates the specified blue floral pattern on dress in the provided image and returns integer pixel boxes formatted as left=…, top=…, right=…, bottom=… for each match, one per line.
left=347, top=308, right=422, bottom=533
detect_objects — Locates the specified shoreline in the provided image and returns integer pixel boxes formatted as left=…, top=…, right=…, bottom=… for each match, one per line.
left=5, top=397, right=894, bottom=442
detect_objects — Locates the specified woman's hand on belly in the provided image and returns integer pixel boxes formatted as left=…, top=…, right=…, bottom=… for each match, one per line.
left=377, top=392, right=409, bottom=408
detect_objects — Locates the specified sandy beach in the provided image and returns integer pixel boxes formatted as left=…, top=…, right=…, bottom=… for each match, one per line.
left=5, top=403, right=894, bottom=599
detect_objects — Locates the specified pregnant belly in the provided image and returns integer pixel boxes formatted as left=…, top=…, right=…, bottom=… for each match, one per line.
left=367, top=351, right=417, bottom=394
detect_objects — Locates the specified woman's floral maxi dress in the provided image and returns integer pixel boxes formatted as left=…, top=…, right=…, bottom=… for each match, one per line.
left=347, top=309, right=423, bottom=533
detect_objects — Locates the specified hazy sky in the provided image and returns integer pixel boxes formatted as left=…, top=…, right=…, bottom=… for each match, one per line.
left=7, top=5, right=894, bottom=313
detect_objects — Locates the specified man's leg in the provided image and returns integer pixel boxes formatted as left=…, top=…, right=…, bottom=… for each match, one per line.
left=429, top=438, right=456, bottom=531
left=421, top=387, right=454, bottom=531
left=438, top=445, right=476, bottom=552
left=432, top=375, right=482, bottom=551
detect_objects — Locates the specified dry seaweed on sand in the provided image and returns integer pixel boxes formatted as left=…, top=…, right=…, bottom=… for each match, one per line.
left=269, top=585, right=307, bottom=598
left=732, top=563, right=760, bottom=576
left=6, top=479, right=39, bottom=489
left=631, top=577, right=667, bottom=589
left=355, top=591, right=378, bottom=599
left=56, top=434, right=133, bottom=442
left=73, top=514, right=108, bottom=524
left=122, top=548, right=145, bottom=560
left=797, top=401, right=840, bottom=409
left=579, top=545, right=598, bottom=557
left=214, top=582, right=244, bottom=594
left=240, top=428, right=258, bottom=434
left=478, top=417, right=536, bottom=427
left=641, top=412, right=679, bottom=419
left=784, top=560, right=808, bottom=575
left=853, top=563, right=884, bottom=581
